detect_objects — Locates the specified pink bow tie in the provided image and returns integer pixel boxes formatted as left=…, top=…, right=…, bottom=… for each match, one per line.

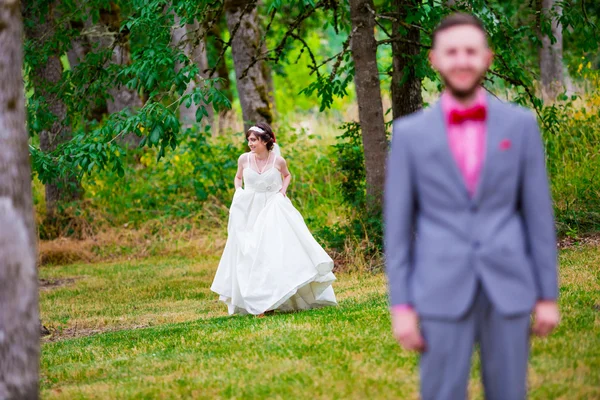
left=449, top=105, right=487, bottom=125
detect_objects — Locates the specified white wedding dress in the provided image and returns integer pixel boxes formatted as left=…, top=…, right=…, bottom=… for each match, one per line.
left=211, top=152, right=338, bottom=315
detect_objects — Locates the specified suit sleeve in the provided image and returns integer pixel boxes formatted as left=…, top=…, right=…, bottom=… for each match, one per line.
left=384, top=120, right=417, bottom=307
left=520, top=113, right=558, bottom=300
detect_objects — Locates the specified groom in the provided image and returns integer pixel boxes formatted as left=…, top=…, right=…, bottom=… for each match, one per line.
left=384, top=13, right=560, bottom=399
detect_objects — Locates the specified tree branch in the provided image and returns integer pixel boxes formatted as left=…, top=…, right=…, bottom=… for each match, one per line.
left=207, top=0, right=257, bottom=78
left=377, top=36, right=430, bottom=49
left=329, top=27, right=355, bottom=81
left=290, top=32, right=321, bottom=79
left=238, top=1, right=326, bottom=80
left=364, top=4, right=393, bottom=38
left=305, top=28, right=353, bottom=80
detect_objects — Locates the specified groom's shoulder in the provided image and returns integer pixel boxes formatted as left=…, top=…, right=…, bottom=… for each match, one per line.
left=392, top=107, right=430, bottom=139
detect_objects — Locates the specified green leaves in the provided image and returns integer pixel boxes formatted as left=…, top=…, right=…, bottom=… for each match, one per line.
left=24, top=0, right=234, bottom=187
left=300, top=70, right=353, bottom=112
left=22, top=0, right=599, bottom=195
left=149, top=124, right=162, bottom=145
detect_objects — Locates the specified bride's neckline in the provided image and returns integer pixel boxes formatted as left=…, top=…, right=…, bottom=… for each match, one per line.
left=245, top=167, right=276, bottom=175
left=246, top=152, right=277, bottom=175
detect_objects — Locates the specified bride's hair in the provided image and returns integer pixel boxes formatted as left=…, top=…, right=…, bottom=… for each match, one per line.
left=246, top=122, right=276, bottom=151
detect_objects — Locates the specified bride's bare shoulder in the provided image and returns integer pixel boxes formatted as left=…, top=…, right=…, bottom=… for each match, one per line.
left=238, top=152, right=251, bottom=162
left=274, top=156, right=288, bottom=172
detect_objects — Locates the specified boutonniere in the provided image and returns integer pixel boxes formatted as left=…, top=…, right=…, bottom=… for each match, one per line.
left=499, top=139, right=512, bottom=151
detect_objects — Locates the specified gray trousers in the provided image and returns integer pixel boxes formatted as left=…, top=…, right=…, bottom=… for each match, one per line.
left=419, top=283, right=531, bottom=400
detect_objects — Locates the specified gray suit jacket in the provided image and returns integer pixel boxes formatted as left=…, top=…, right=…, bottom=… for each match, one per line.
left=384, top=95, right=558, bottom=319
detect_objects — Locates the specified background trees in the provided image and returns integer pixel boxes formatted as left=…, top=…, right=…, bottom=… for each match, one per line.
left=20, top=0, right=599, bottom=243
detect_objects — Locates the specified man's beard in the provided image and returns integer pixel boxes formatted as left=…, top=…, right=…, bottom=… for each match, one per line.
left=440, top=70, right=485, bottom=100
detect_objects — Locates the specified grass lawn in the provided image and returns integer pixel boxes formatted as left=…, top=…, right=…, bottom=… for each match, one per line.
left=40, top=246, right=600, bottom=399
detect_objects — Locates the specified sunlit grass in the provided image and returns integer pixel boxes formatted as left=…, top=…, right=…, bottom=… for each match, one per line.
left=40, top=245, right=600, bottom=399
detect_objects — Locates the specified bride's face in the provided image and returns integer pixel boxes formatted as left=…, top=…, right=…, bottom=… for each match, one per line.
left=247, top=133, right=267, bottom=153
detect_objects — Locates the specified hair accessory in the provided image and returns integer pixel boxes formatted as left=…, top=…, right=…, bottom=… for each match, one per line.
left=248, top=126, right=265, bottom=134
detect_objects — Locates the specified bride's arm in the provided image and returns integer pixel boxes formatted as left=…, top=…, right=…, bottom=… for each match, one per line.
left=234, top=154, right=246, bottom=190
left=277, top=156, right=291, bottom=196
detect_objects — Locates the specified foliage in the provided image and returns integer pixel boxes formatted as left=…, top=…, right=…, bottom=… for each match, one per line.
left=331, top=122, right=365, bottom=207
left=543, top=67, right=600, bottom=236
left=24, top=0, right=600, bottom=243
left=314, top=122, right=385, bottom=259
left=24, top=0, right=230, bottom=187
left=76, top=120, right=342, bottom=232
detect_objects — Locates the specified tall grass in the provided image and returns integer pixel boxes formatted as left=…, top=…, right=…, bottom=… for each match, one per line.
left=543, top=69, right=600, bottom=236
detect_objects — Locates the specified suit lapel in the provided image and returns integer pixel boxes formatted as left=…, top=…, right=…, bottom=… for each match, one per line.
left=430, top=101, right=470, bottom=201
left=473, top=94, right=504, bottom=205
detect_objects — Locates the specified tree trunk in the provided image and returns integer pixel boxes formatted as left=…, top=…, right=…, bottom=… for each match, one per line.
left=349, top=0, right=388, bottom=213
left=0, top=2, right=40, bottom=398
left=391, top=0, right=422, bottom=119
left=224, top=0, right=273, bottom=131
left=210, top=19, right=235, bottom=134
left=261, top=39, right=276, bottom=116
left=171, top=15, right=214, bottom=129
left=257, top=0, right=276, bottom=115
left=98, top=4, right=144, bottom=147
left=23, top=2, right=83, bottom=222
left=67, top=19, right=90, bottom=70
left=211, top=20, right=234, bottom=103
left=538, top=0, right=564, bottom=102
left=67, top=19, right=107, bottom=123
left=68, top=5, right=143, bottom=137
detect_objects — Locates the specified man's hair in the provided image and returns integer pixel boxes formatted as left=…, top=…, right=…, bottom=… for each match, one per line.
left=432, top=13, right=488, bottom=48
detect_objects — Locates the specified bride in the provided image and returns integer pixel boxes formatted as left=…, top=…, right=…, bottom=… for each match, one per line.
left=210, top=122, right=338, bottom=317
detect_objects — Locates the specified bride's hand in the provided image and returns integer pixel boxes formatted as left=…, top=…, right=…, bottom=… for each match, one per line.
left=279, top=190, right=286, bottom=197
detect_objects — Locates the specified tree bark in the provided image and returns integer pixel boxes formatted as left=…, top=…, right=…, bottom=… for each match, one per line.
left=171, top=15, right=214, bottom=129
left=68, top=4, right=143, bottom=138
left=224, top=0, right=273, bottom=131
left=98, top=4, right=144, bottom=147
left=23, top=2, right=83, bottom=221
left=391, top=0, right=422, bottom=119
left=538, top=0, right=564, bottom=102
left=349, top=0, right=388, bottom=213
left=0, top=2, right=40, bottom=398
left=211, top=20, right=234, bottom=103
left=210, top=19, right=235, bottom=134
left=67, top=19, right=90, bottom=70
left=261, top=39, right=276, bottom=116
left=258, top=0, right=276, bottom=115
left=67, top=19, right=107, bottom=123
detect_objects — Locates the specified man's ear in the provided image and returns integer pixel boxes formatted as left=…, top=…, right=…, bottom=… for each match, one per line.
left=428, top=50, right=436, bottom=71
left=487, top=50, right=494, bottom=69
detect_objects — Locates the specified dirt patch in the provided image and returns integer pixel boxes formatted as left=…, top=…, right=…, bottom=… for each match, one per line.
left=42, top=323, right=152, bottom=342
left=39, top=277, right=79, bottom=290
left=558, top=233, right=600, bottom=249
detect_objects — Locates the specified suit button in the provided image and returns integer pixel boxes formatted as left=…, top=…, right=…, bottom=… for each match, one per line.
left=473, top=241, right=481, bottom=249
left=470, top=204, right=478, bottom=213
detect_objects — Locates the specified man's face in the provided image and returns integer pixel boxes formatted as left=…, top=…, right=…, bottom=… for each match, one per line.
left=429, top=25, right=493, bottom=99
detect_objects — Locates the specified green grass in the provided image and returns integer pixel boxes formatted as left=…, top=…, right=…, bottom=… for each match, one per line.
left=40, top=246, right=600, bottom=399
